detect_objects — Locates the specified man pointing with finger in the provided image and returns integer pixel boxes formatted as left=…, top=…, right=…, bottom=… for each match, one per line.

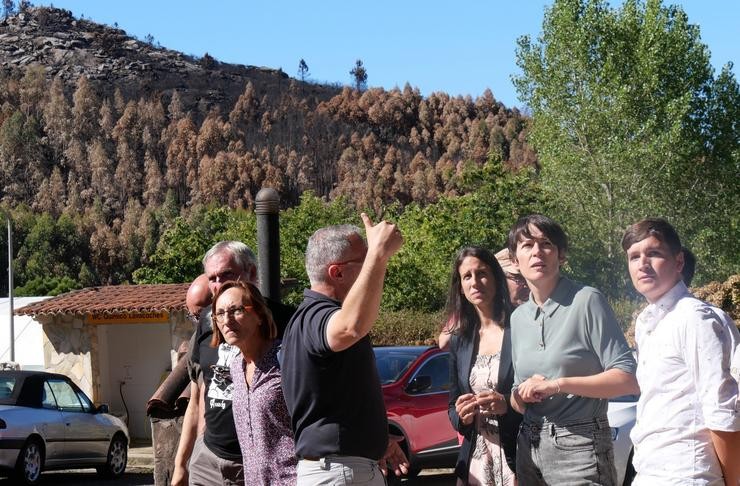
left=281, top=214, right=409, bottom=485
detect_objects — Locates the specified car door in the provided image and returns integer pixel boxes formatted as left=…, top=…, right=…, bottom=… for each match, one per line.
left=36, top=380, right=67, bottom=465
left=403, top=353, right=457, bottom=452
left=46, top=378, right=109, bottom=462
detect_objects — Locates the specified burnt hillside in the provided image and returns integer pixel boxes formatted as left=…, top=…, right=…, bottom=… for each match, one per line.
left=0, top=6, right=335, bottom=114
left=0, top=6, right=537, bottom=288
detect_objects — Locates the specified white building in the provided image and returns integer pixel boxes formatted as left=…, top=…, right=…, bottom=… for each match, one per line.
left=0, top=296, right=50, bottom=370
left=15, top=284, right=193, bottom=440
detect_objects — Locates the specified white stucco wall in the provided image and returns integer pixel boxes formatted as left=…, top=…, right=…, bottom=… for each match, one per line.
left=0, top=296, right=50, bottom=370
left=98, top=322, right=173, bottom=439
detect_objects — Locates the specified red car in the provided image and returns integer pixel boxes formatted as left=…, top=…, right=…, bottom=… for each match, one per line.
left=374, top=346, right=459, bottom=479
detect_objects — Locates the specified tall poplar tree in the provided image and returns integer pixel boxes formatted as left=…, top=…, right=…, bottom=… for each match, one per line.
left=514, top=0, right=739, bottom=292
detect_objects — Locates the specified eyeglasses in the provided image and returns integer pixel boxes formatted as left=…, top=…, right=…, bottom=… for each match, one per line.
left=329, top=257, right=365, bottom=267
left=213, top=305, right=254, bottom=323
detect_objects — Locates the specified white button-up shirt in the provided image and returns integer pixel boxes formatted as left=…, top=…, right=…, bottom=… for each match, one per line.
left=631, top=281, right=740, bottom=486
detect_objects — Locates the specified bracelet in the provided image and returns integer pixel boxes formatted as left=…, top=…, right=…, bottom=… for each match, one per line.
left=554, top=378, right=561, bottom=394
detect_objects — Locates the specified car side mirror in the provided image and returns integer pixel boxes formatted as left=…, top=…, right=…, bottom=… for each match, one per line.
left=406, top=375, right=432, bottom=394
left=96, top=404, right=110, bottom=414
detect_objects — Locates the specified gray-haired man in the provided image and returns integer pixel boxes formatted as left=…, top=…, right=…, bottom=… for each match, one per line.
left=172, top=241, right=294, bottom=486
left=281, top=214, right=409, bottom=485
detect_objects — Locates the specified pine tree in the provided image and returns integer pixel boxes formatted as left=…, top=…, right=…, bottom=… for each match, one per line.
left=350, top=59, right=368, bottom=92
left=298, top=59, right=309, bottom=82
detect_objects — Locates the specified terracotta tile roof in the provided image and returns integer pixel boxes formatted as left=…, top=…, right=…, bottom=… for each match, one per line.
left=14, top=284, right=190, bottom=317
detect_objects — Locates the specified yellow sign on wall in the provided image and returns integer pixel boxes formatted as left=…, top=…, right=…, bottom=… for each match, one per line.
left=86, top=312, right=169, bottom=324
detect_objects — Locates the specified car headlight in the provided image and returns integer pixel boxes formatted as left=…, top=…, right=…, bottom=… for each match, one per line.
left=610, top=427, right=618, bottom=440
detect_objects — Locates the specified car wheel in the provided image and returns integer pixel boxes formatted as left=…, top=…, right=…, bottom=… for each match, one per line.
left=97, top=434, right=128, bottom=478
left=622, top=448, right=636, bottom=486
left=14, top=438, right=44, bottom=485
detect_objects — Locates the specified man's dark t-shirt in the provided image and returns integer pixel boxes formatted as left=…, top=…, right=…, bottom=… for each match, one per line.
left=281, top=289, right=388, bottom=460
left=190, top=298, right=294, bottom=461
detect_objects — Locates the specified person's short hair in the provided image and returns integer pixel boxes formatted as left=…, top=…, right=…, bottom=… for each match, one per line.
left=305, top=225, right=363, bottom=285
left=620, top=218, right=682, bottom=255
left=202, top=241, right=257, bottom=274
left=507, top=214, right=568, bottom=257
left=210, top=280, right=277, bottom=347
left=681, top=246, right=696, bottom=286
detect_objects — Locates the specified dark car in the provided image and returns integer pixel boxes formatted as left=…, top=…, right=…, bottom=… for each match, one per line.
left=374, top=346, right=459, bottom=479
left=0, top=370, right=129, bottom=485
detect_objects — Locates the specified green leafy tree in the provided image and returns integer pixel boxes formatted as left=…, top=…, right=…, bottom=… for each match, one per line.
left=383, top=154, right=545, bottom=311
left=513, top=0, right=740, bottom=294
left=15, top=276, right=82, bottom=297
left=279, top=192, right=356, bottom=305
left=132, top=206, right=233, bottom=283
left=12, top=213, right=89, bottom=294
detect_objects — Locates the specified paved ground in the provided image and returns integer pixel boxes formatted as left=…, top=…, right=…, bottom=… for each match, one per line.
left=0, top=467, right=155, bottom=485
left=0, top=468, right=455, bottom=486
left=0, top=442, right=456, bottom=485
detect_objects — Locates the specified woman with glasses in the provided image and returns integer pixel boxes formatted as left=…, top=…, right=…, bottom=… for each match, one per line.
left=446, top=246, right=522, bottom=485
left=211, top=280, right=296, bottom=485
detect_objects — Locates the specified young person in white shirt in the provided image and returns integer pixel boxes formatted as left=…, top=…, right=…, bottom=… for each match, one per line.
left=622, top=218, right=740, bottom=486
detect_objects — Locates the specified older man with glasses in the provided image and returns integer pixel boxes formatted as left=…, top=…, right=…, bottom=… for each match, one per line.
left=172, top=241, right=295, bottom=486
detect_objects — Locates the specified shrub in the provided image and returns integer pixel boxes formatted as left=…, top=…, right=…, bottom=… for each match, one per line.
left=370, top=309, right=443, bottom=346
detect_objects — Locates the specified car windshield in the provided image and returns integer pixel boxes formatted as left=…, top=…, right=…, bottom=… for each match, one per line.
left=374, top=347, right=426, bottom=385
left=0, top=376, right=17, bottom=403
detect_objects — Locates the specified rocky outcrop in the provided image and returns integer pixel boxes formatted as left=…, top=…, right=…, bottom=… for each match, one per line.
left=0, top=7, right=303, bottom=112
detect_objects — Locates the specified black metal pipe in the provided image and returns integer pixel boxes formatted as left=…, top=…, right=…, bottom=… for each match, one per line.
left=255, top=188, right=280, bottom=302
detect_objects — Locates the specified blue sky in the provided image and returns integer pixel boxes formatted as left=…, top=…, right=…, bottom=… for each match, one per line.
left=33, top=0, right=738, bottom=109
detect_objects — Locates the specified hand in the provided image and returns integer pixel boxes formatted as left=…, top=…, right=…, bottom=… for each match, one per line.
left=476, top=389, right=507, bottom=416
left=517, top=374, right=559, bottom=402
left=379, top=437, right=409, bottom=477
left=170, top=465, right=188, bottom=486
left=455, top=393, right=479, bottom=425
left=361, top=213, right=403, bottom=261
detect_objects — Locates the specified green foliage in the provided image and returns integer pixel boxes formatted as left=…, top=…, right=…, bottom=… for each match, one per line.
left=514, top=0, right=739, bottom=296
left=132, top=206, right=244, bottom=283
left=276, top=193, right=356, bottom=306
left=383, top=155, right=544, bottom=311
left=132, top=194, right=356, bottom=295
left=15, top=276, right=81, bottom=296
left=12, top=212, right=88, bottom=291
left=608, top=296, right=643, bottom=334
left=131, top=175, right=543, bottom=312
